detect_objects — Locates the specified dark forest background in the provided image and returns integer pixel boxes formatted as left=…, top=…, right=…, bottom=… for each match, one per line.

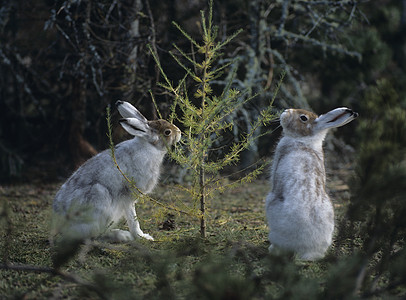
left=1, top=0, right=405, bottom=181
left=1, top=1, right=406, bottom=298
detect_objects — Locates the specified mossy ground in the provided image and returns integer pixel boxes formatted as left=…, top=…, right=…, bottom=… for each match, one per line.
left=0, top=175, right=353, bottom=299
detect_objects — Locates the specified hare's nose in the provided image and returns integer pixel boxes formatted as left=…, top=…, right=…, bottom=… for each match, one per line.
left=281, top=109, right=291, bottom=116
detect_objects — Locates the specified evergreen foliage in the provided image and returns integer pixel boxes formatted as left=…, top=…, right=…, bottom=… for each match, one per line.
left=339, top=79, right=406, bottom=296
left=149, top=0, right=279, bottom=237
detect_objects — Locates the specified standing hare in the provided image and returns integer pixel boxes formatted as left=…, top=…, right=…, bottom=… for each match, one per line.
left=266, top=107, right=358, bottom=260
left=53, top=101, right=181, bottom=242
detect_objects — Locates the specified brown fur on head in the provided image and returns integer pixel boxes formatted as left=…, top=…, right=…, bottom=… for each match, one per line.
left=148, top=119, right=181, bottom=146
left=280, top=109, right=318, bottom=137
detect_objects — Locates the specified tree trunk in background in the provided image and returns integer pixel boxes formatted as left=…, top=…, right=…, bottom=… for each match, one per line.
left=398, top=0, right=406, bottom=69
left=239, top=0, right=263, bottom=172
left=124, top=0, right=142, bottom=104
left=68, top=0, right=97, bottom=169
left=69, top=75, right=97, bottom=169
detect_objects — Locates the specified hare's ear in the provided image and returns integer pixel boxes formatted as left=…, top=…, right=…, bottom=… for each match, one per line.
left=119, top=118, right=150, bottom=137
left=315, top=107, right=358, bottom=131
left=116, top=100, right=148, bottom=122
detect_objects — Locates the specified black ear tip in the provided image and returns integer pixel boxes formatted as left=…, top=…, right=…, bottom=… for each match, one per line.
left=346, top=108, right=359, bottom=118
left=118, top=118, right=126, bottom=123
left=115, top=100, right=124, bottom=107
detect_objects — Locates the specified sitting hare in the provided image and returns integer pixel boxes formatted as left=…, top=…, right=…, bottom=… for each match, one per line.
left=53, top=101, right=181, bottom=242
left=265, top=107, right=358, bottom=260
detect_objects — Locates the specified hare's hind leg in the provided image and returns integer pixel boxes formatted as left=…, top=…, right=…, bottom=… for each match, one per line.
left=125, top=202, right=154, bottom=241
left=299, top=251, right=325, bottom=261
left=103, top=229, right=134, bottom=242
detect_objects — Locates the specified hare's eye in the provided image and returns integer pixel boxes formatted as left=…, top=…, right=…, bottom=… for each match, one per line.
left=164, top=129, right=172, bottom=136
left=300, top=115, right=308, bottom=122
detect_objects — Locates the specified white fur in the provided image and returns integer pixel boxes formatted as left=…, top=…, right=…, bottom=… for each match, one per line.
left=53, top=101, right=181, bottom=242
left=266, top=107, right=358, bottom=260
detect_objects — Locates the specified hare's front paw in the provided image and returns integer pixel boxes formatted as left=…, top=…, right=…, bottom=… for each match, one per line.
left=139, top=232, right=154, bottom=241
